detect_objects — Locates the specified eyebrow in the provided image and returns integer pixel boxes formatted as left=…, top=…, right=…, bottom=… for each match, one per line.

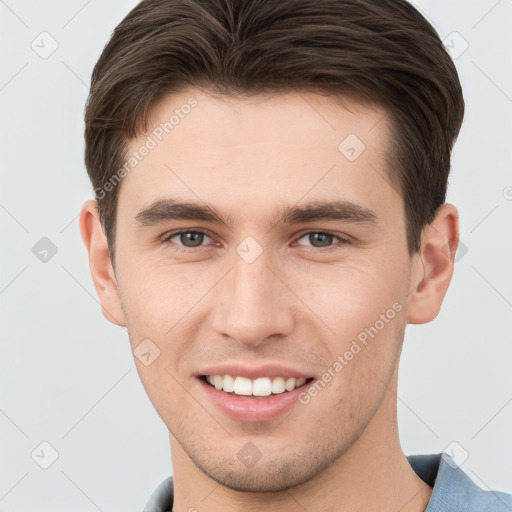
left=134, top=197, right=379, bottom=229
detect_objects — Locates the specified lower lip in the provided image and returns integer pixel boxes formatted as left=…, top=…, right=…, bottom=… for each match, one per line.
left=198, top=377, right=314, bottom=423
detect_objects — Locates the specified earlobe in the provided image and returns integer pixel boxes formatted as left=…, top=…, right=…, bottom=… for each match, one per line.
left=79, top=199, right=126, bottom=327
left=407, top=203, right=460, bottom=325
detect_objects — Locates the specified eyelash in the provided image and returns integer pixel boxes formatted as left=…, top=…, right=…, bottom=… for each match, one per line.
left=161, top=229, right=350, bottom=253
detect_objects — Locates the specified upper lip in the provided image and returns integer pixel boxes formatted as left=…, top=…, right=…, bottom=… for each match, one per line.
left=198, top=363, right=314, bottom=380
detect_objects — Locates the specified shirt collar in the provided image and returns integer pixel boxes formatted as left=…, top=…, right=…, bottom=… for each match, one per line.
left=408, top=452, right=512, bottom=511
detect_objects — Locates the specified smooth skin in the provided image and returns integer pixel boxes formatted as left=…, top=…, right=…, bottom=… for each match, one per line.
left=80, top=89, right=459, bottom=512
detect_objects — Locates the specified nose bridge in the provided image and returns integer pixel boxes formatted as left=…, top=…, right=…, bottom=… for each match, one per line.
left=213, top=241, right=294, bottom=345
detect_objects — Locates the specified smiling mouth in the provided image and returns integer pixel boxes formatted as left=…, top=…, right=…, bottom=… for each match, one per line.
left=200, top=374, right=314, bottom=398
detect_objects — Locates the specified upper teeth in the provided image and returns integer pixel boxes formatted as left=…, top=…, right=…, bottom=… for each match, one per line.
left=205, top=375, right=308, bottom=396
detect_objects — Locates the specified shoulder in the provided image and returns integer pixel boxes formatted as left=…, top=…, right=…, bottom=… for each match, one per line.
left=408, top=453, right=512, bottom=512
left=142, top=475, right=174, bottom=512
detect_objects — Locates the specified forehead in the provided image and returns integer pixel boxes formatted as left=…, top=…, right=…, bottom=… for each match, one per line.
left=118, top=88, right=400, bottom=224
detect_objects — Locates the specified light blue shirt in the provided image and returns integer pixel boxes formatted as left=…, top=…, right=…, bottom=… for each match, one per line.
left=143, top=453, right=512, bottom=511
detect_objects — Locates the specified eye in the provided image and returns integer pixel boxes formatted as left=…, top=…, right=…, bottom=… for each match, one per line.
left=162, top=230, right=213, bottom=249
left=160, top=229, right=350, bottom=252
left=294, top=231, right=349, bottom=250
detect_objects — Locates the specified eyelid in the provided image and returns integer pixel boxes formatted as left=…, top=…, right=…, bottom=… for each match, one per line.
left=294, top=229, right=347, bottom=240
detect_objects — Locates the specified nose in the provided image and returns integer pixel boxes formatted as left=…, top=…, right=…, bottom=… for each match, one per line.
left=212, top=246, right=295, bottom=347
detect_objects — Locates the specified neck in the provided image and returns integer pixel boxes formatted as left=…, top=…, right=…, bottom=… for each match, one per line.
left=170, top=367, right=432, bottom=512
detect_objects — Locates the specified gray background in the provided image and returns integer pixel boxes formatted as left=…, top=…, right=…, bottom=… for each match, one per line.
left=0, top=0, right=511, bottom=510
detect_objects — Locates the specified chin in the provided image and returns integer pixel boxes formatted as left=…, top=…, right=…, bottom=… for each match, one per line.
left=206, top=469, right=312, bottom=493
left=191, top=451, right=332, bottom=493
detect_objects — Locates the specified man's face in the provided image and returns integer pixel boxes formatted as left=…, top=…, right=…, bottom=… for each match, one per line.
left=113, top=89, right=419, bottom=491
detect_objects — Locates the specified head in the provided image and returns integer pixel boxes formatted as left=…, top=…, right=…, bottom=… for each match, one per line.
left=80, top=0, right=463, bottom=493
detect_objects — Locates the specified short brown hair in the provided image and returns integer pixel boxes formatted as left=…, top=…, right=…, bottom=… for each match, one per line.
left=84, top=0, right=464, bottom=263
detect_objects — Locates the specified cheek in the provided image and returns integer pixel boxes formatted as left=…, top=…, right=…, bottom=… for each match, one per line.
left=117, top=263, right=214, bottom=390
left=291, top=259, right=407, bottom=389
left=118, top=259, right=208, bottom=329
left=293, top=258, right=404, bottom=328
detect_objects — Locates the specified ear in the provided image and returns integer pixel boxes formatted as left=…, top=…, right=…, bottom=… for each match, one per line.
left=79, top=199, right=126, bottom=327
left=407, top=203, right=460, bottom=324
